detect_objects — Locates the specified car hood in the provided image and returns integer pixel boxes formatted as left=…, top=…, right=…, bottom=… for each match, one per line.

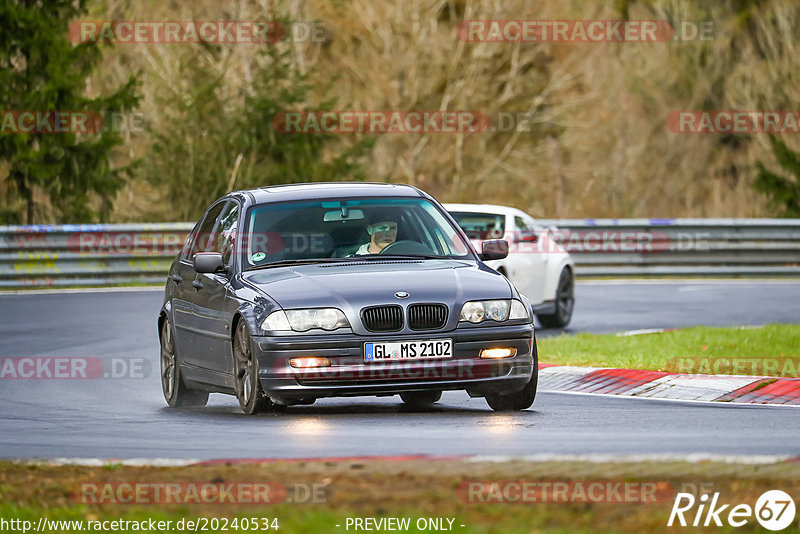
left=241, top=259, right=512, bottom=310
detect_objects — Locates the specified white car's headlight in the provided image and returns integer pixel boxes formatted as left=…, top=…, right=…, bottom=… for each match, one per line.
left=460, top=299, right=529, bottom=323
left=262, top=308, right=350, bottom=332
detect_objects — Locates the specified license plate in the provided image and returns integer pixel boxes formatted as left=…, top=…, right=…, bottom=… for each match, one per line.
left=364, top=339, right=453, bottom=362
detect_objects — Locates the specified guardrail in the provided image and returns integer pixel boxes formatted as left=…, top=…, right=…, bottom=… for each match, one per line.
left=0, top=223, right=192, bottom=287
left=538, top=218, right=800, bottom=277
left=0, top=219, right=798, bottom=287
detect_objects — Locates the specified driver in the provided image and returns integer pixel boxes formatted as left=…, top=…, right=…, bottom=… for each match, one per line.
left=352, top=213, right=399, bottom=255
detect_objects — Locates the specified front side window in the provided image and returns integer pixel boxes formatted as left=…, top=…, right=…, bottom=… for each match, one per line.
left=180, top=222, right=202, bottom=260
left=243, top=197, right=473, bottom=267
left=514, top=215, right=540, bottom=243
left=210, top=201, right=239, bottom=266
left=182, top=201, right=226, bottom=260
left=514, top=216, right=535, bottom=232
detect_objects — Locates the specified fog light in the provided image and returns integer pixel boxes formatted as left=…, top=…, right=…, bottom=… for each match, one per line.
left=289, top=357, right=331, bottom=368
left=480, top=348, right=517, bottom=359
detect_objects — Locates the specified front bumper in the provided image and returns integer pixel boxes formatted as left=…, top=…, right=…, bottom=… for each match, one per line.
left=253, top=323, right=535, bottom=404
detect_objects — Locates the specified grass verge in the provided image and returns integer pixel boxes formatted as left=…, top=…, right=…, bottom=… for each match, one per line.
left=1, top=459, right=799, bottom=533
left=539, top=324, right=800, bottom=377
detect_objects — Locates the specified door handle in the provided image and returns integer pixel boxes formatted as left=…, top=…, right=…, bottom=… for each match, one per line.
left=191, top=280, right=203, bottom=290
left=171, top=274, right=183, bottom=283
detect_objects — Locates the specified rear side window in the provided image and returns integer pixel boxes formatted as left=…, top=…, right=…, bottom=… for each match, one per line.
left=449, top=212, right=505, bottom=240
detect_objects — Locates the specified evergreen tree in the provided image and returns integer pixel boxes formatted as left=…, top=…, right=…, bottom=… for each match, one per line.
left=146, top=43, right=373, bottom=221
left=0, top=0, right=139, bottom=224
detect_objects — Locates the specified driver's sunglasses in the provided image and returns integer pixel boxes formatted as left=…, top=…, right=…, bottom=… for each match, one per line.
left=371, top=223, right=398, bottom=232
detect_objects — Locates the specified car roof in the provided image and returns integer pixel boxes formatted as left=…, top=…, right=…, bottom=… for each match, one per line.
left=443, top=203, right=534, bottom=219
left=234, top=182, right=426, bottom=204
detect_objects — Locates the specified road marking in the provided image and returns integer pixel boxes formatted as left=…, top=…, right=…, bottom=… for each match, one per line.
left=616, top=328, right=676, bottom=336
left=539, top=365, right=800, bottom=406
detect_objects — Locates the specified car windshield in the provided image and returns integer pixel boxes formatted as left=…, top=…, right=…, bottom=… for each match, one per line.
left=448, top=211, right=506, bottom=240
left=243, top=197, right=473, bottom=268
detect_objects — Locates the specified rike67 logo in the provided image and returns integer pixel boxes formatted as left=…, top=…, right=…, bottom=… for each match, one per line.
left=668, top=490, right=796, bottom=531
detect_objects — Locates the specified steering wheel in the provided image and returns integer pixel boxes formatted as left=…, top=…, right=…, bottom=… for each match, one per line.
left=379, top=240, right=433, bottom=255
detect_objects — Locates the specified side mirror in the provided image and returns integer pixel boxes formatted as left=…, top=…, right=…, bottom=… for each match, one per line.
left=480, top=239, right=509, bottom=261
left=194, top=252, right=225, bottom=274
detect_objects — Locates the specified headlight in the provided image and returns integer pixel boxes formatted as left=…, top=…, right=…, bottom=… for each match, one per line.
left=459, top=299, right=529, bottom=323
left=262, top=308, right=350, bottom=332
left=509, top=299, right=530, bottom=320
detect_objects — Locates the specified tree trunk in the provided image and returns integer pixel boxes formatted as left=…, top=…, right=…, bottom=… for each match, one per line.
left=26, top=189, right=33, bottom=225
left=11, top=169, right=34, bottom=225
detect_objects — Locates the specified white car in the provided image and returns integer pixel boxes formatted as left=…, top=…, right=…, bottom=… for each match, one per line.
left=445, top=204, right=575, bottom=328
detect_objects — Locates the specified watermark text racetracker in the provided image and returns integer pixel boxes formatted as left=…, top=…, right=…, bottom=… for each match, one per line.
left=668, top=111, right=800, bottom=134
left=458, top=480, right=674, bottom=503
left=79, top=481, right=328, bottom=505
left=273, top=356, right=496, bottom=382
left=273, top=111, right=491, bottom=134
left=669, top=357, right=800, bottom=378
left=467, top=229, right=712, bottom=254
left=0, top=111, right=145, bottom=135
left=0, top=357, right=149, bottom=379
left=457, top=20, right=714, bottom=42
left=67, top=231, right=187, bottom=255
left=69, top=21, right=327, bottom=44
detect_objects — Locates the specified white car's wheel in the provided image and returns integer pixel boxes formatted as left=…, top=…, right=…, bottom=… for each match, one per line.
left=537, top=268, right=574, bottom=328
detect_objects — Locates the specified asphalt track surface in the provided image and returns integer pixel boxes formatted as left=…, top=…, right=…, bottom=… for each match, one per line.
left=0, top=281, right=798, bottom=460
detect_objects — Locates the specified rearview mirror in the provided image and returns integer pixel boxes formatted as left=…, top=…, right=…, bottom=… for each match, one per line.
left=324, top=208, right=365, bottom=222
left=480, top=239, right=509, bottom=261
left=194, top=252, right=225, bottom=274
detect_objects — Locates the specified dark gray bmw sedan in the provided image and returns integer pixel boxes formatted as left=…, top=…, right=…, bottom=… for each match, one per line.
left=159, top=182, right=537, bottom=414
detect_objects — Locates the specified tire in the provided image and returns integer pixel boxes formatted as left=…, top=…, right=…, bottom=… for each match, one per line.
left=233, top=321, right=272, bottom=415
left=537, top=268, right=574, bottom=328
left=160, top=318, right=209, bottom=408
left=400, top=390, right=442, bottom=409
left=485, top=338, right=538, bottom=411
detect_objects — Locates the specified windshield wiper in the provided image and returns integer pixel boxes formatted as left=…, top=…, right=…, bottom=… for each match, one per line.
left=245, top=258, right=355, bottom=271
left=362, top=254, right=445, bottom=260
